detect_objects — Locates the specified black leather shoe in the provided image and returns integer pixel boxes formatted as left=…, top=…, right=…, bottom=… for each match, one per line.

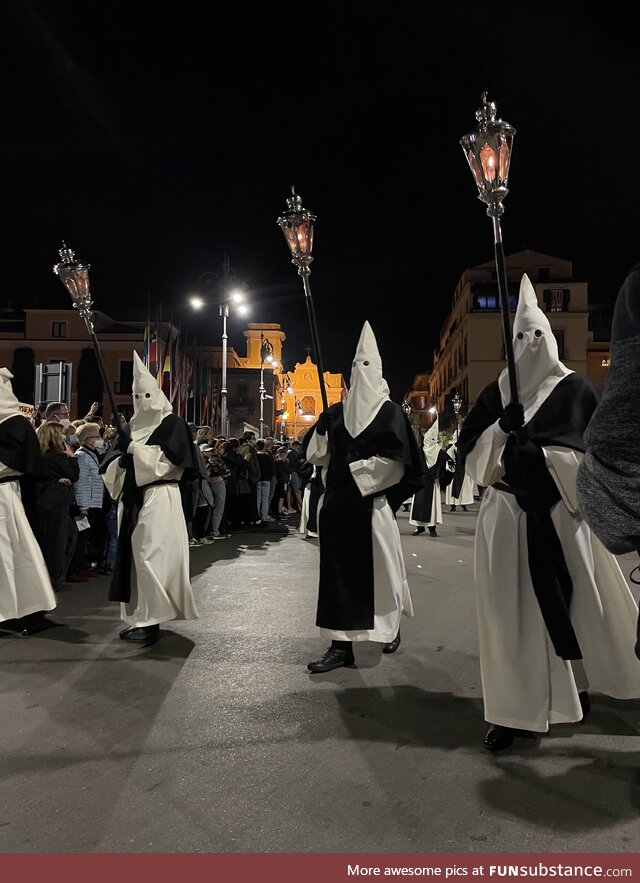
left=579, top=691, right=591, bottom=715
left=382, top=632, right=401, bottom=654
left=483, top=725, right=535, bottom=751
left=428, top=526, right=438, bottom=537
left=413, top=526, right=425, bottom=536
left=308, top=646, right=355, bottom=673
left=120, top=624, right=160, bottom=644
left=402, top=503, right=410, bottom=512
left=449, top=505, right=457, bottom=512
left=21, top=614, right=57, bottom=636
left=119, top=626, right=135, bottom=639
left=462, top=505, right=469, bottom=512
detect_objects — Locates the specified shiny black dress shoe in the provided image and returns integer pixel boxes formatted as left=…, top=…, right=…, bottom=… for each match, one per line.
left=413, top=526, right=426, bottom=536
left=402, top=503, right=410, bottom=512
left=462, top=505, right=469, bottom=512
left=308, top=645, right=355, bottom=673
left=579, top=690, right=590, bottom=715
left=120, top=624, right=160, bottom=643
left=449, top=505, right=457, bottom=512
left=18, top=612, right=58, bottom=636
left=119, top=626, right=135, bottom=639
left=483, top=725, right=536, bottom=752
left=382, top=632, right=401, bottom=654
left=428, top=526, right=438, bottom=537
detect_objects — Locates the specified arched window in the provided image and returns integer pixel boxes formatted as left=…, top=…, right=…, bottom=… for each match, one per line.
left=301, top=395, right=316, bottom=416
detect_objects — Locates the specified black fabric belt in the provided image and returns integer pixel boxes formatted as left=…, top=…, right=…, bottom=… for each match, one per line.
left=0, top=475, right=20, bottom=485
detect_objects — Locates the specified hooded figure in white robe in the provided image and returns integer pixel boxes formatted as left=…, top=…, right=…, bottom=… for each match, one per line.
left=0, top=368, right=57, bottom=635
left=102, top=352, right=198, bottom=643
left=457, top=274, right=640, bottom=750
left=446, top=430, right=476, bottom=509
left=304, top=321, right=424, bottom=672
left=409, top=418, right=453, bottom=535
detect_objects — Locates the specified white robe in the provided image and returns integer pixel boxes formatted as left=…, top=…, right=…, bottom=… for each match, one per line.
left=0, top=459, right=56, bottom=622
left=467, top=421, right=640, bottom=732
left=103, top=442, right=198, bottom=628
left=308, top=432, right=412, bottom=643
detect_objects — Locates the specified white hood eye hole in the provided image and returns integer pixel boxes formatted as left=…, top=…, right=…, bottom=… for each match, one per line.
left=134, top=394, right=139, bottom=399
left=353, top=361, right=356, bottom=367
left=145, top=392, right=151, bottom=398
left=363, top=360, right=370, bottom=366
left=517, top=332, right=524, bottom=340
left=534, top=329, right=542, bottom=338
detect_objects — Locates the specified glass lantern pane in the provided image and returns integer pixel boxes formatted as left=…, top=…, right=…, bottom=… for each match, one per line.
left=498, top=140, right=511, bottom=182
left=479, top=143, right=496, bottom=185
left=295, top=218, right=311, bottom=256
left=283, top=226, right=299, bottom=256
left=466, top=149, right=484, bottom=188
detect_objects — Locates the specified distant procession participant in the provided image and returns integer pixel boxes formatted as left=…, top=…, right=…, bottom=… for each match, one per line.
left=408, top=419, right=453, bottom=537
left=446, top=431, right=476, bottom=511
left=0, top=368, right=57, bottom=636
left=457, top=274, right=640, bottom=751
left=305, top=321, right=425, bottom=672
left=102, top=352, right=199, bottom=644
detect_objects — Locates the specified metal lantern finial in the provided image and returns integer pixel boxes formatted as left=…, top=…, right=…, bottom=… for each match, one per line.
left=460, top=93, right=516, bottom=219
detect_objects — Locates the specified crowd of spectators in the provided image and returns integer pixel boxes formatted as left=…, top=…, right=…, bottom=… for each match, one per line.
left=183, top=426, right=312, bottom=546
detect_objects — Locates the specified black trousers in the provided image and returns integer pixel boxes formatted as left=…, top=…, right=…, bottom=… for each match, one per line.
left=40, top=508, right=77, bottom=591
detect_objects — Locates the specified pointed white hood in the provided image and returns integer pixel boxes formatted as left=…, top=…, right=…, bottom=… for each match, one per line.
left=498, top=274, right=572, bottom=415
left=128, top=351, right=173, bottom=442
left=0, top=367, right=22, bottom=424
left=343, top=321, right=390, bottom=438
left=423, top=417, right=440, bottom=468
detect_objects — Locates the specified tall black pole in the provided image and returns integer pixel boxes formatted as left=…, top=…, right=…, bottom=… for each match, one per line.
left=492, top=216, right=519, bottom=405
left=300, top=269, right=329, bottom=412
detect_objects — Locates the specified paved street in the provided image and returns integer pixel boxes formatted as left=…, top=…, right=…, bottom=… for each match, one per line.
left=1, top=505, right=640, bottom=853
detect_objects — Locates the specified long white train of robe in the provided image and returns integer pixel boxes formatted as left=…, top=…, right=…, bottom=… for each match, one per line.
left=103, top=443, right=198, bottom=628
left=0, top=459, right=56, bottom=621
left=409, top=483, right=442, bottom=528
left=308, top=432, right=412, bottom=643
left=445, top=473, right=476, bottom=507
left=467, top=422, right=640, bottom=732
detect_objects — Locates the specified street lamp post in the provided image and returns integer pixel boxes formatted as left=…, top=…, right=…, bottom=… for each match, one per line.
left=460, top=93, right=519, bottom=405
left=280, top=373, right=292, bottom=441
left=191, top=259, right=248, bottom=436
left=259, top=332, right=275, bottom=438
left=452, top=391, right=462, bottom=440
left=277, top=187, right=329, bottom=412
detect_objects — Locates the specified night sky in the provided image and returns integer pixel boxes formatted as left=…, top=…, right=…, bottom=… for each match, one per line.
left=3, top=2, right=640, bottom=400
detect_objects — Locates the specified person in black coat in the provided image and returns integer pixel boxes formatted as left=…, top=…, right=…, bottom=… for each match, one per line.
left=35, top=421, right=80, bottom=591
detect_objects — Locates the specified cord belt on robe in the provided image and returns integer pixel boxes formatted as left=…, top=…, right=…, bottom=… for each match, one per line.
left=0, top=475, right=20, bottom=484
left=109, top=457, right=179, bottom=603
left=495, top=442, right=582, bottom=661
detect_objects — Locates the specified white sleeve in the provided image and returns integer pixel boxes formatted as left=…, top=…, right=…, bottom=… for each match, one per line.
left=307, top=431, right=330, bottom=467
left=464, top=422, right=509, bottom=487
left=102, top=457, right=126, bottom=500
left=131, top=443, right=184, bottom=486
left=544, top=446, right=581, bottom=514
left=349, top=456, right=405, bottom=497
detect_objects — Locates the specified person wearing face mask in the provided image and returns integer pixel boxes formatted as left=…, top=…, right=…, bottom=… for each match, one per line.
left=456, top=274, right=640, bottom=751
left=74, top=422, right=109, bottom=573
left=101, top=352, right=199, bottom=644
left=304, top=321, right=425, bottom=673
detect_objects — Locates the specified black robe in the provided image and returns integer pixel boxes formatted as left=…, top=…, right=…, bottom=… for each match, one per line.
left=306, top=400, right=425, bottom=631
left=0, top=415, right=45, bottom=545
left=457, top=373, right=600, bottom=660
left=410, top=448, right=453, bottom=523
left=100, top=414, right=198, bottom=603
